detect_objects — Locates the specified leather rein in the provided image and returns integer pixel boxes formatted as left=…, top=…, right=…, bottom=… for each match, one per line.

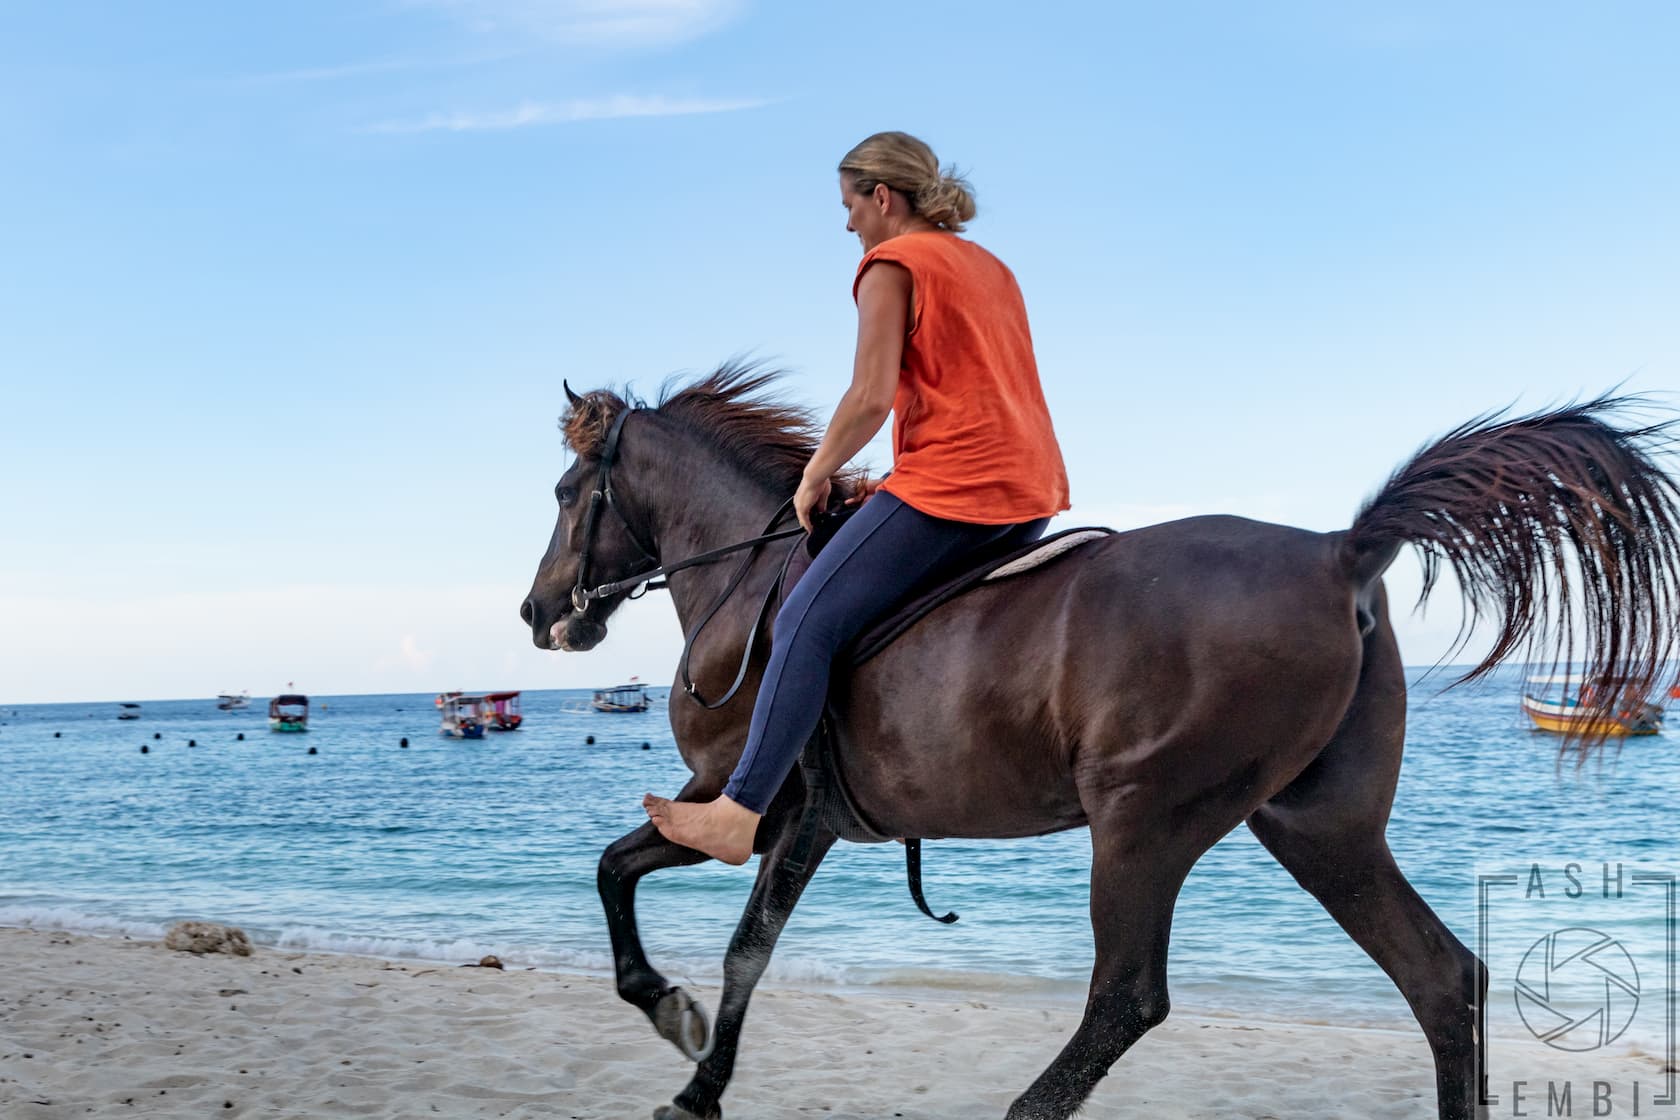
left=567, top=403, right=806, bottom=710
left=567, top=400, right=961, bottom=925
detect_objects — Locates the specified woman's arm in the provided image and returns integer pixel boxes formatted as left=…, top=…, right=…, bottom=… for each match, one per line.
left=794, top=261, right=911, bottom=529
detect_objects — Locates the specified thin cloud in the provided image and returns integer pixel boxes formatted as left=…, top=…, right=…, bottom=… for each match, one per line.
left=369, top=93, right=771, bottom=133
left=243, top=50, right=522, bottom=84
left=410, top=0, right=746, bottom=48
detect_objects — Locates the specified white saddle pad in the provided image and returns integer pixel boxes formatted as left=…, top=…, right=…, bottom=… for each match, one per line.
left=983, top=530, right=1110, bottom=581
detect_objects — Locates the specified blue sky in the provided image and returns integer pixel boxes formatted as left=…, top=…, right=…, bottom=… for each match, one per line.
left=2, top=1, right=1676, bottom=703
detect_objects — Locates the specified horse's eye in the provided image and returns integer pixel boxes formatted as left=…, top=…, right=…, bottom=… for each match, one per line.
left=556, top=485, right=577, bottom=506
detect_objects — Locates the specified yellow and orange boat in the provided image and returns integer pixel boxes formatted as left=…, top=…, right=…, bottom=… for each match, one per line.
left=1521, top=675, right=1664, bottom=737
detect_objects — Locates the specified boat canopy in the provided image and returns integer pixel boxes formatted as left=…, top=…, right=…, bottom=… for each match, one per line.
left=273, top=694, right=308, bottom=705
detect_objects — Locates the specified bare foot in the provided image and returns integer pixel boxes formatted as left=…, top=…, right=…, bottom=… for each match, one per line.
left=643, top=793, right=761, bottom=865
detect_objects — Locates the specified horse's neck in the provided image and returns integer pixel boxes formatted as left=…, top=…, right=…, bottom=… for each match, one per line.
left=642, top=437, right=790, bottom=635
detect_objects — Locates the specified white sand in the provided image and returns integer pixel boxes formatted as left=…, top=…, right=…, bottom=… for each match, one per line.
left=0, top=927, right=1666, bottom=1118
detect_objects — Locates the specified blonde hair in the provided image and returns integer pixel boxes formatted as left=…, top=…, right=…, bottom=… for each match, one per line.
left=838, top=131, right=976, bottom=232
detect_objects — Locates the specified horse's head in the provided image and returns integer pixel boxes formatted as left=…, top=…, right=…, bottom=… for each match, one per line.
left=520, top=383, right=659, bottom=652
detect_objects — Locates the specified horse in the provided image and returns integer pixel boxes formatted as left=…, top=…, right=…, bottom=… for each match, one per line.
left=520, top=364, right=1680, bottom=1120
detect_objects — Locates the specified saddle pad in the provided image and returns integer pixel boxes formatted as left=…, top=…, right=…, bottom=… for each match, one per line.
left=847, top=525, right=1112, bottom=666
left=983, top=529, right=1112, bottom=581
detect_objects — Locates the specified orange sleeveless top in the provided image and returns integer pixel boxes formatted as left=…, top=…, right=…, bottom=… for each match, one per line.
left=854, top=231, right=1070, bottom=524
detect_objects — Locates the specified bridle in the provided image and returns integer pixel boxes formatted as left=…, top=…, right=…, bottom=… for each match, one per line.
left=564, top=400, right=808, bottom=709
left=566, top=398, right=964, bottom=928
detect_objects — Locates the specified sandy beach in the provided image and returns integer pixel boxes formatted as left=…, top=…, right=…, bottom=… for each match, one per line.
left=0, top=926, right=1666, bottom=1119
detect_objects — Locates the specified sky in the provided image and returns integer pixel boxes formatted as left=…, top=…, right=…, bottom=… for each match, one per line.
left=2, top=1, right=1676, bottom=703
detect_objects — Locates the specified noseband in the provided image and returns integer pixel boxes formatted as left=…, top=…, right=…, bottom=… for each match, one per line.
left=565, top=401, right=807, bottom=708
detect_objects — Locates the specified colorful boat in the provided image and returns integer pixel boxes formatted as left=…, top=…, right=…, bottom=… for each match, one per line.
left=1521, top=675, right=1663, bottom=737
left=438, top=694, right=488, bottom=740
left=592, top=680, right=650, bottom=713
left=484, top=691, right=523, bottom=731
left=268, top=694, right=309, bottom=733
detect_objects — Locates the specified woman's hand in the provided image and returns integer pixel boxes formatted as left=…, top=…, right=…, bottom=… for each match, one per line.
left=845, top=476, right=885, bottom=506
left=794, top=473, right=832, bottom=534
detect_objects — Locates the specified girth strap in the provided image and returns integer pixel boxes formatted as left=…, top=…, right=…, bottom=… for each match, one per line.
left=782, top=717, right=958, bottom=924
left=905, top=839, right=959, bottom=924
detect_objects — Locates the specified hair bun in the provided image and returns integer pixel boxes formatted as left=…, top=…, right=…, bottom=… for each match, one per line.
left=839, top=132, right=978, bottom=232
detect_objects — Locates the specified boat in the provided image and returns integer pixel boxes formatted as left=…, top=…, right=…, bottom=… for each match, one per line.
left=592, top=679, right=650, bottom=713
left=217, top=691, right=250, bottom=711
left=117, top=703, right=142, bottom=721
left=268, top=694, right=309, bottom=732
left=484, top=691, right=523, bottom=731
left=438, top=693, right=488, bottom=739
left=1521, top=675, right=1664, bottom=737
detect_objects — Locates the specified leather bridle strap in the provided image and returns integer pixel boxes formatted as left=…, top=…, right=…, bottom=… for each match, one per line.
left=566, top=402, right=810, bottom=710
left=570, top=406, right=659, bottom=613
left=579, top=511, right=804, bottom=602
left=676, top=529, right=804, bottom=710
left=570, top=406, right=805, bottom=610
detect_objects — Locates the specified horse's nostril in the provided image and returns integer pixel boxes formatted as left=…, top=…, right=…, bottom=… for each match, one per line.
left=519, top=598, right=534, bottom=626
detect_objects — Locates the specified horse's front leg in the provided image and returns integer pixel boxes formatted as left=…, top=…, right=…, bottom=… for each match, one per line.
left=657, top=804, right=838, bottom=1120
left=598, top=817, right=713, bottom=1053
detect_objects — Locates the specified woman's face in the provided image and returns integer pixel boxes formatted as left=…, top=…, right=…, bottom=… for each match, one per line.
left=840, top=174, right=892, bottom=252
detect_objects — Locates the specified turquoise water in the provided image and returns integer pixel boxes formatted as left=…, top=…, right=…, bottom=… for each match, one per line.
left=2, top=670, right=1675, bottom=1045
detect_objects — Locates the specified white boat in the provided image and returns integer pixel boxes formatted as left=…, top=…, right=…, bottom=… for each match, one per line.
left=117, top=703, right=142, bottom=721
left=592, top=680, right=650, bottom=713
left=217, top=691, right=250, bottom=711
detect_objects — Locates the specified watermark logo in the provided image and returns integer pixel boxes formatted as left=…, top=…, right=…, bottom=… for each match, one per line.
left=1514, top=927, right=1641, bottom=1051
left=1478, top=863, right=1676, bottom=1115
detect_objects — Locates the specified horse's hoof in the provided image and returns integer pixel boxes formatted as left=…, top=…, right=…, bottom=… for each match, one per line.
left=653, top=1104, right=720, bottom=1120
left=652, top=986, right=715, bottom=1062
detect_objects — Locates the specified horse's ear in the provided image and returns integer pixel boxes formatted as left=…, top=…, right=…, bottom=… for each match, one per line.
left=560, top=386, right=624, bottom=457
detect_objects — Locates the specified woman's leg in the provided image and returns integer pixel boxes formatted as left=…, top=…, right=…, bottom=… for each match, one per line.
left=646, top=494, right=1047, bottom=862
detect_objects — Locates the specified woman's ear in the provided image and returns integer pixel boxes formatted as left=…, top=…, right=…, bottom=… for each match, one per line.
left=873, top=182, right=893, bottom=213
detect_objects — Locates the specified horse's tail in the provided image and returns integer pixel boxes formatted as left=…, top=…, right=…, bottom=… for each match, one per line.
left=1343, top=396, right=1680, bottom=743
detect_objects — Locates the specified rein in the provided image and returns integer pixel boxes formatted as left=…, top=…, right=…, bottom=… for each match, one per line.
left=566, top=398, right=959, bottom=924
left=568, top=403, right=806, bottom=708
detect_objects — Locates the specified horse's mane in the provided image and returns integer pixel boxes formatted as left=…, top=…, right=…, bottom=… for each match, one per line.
left=562, top=360, right=859, bottom=497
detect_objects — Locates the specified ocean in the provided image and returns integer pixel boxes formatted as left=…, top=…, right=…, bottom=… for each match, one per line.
left=2, top=669, right=1675, bottom=1048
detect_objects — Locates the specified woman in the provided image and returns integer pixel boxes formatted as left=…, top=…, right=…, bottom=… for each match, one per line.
left=645, top=131, right=1070, bottom=864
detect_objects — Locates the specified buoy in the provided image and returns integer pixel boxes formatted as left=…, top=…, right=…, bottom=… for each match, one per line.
left=236, top=733, right=244, bottom=741
left=188, top=739, right=196, bottom=747
left=153, top=732, right=161, bottom=740
left=641, top=741, right=651, bottom=751
left=53, top=731, right=61, bottom=738
left=140, top=745, right=149, bottom=754
left=307, top=746, right=318, bottom=755
left=399, top=737, right=409, bottom=748
left=585, top=735, right=595, bottom=745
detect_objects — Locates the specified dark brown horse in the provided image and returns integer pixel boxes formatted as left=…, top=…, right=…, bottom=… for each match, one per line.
left=520, top=365, right=1680, bottom=1120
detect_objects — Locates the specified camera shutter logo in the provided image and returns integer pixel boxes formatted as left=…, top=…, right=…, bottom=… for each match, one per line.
left=1513, top=926, right=1641, bottom=1051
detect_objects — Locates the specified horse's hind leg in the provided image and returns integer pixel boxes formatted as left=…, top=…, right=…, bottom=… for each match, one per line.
left=657, top=814, right=837, bottom=1120
left=1247, top=616, right=1485, bottom=1120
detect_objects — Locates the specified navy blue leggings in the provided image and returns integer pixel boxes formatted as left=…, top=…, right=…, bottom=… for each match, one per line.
left=722, top=491, right=1049, bottom=813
